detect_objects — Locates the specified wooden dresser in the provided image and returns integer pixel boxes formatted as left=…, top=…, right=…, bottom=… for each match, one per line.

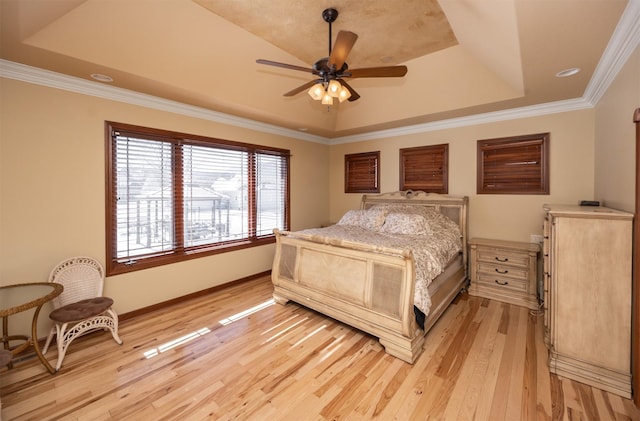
left=543, top=204, right=633, bottom=398
left=468, top=238, right=540, bottom=310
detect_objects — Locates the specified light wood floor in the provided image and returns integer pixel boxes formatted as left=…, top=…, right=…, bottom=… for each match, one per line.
left=1, top=275, right=639, bottom=420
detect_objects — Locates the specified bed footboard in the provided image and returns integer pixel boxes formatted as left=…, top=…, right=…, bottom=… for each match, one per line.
left=271, top=229, right=424, bottom=363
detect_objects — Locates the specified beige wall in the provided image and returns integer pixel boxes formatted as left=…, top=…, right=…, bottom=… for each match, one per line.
left=329, top=110, right=596, bottom=242
left=594, top=44, right=640, bottom=212
left=0, top=78, right=329, bottom=336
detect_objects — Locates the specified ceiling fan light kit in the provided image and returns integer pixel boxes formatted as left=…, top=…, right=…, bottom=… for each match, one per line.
left=257, top=8, right=407, bottom=107
left=311, top=79, right=351, bottom=105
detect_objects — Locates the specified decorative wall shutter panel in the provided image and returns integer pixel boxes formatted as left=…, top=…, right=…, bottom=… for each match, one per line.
left=345, top=151, right=380, bottom=193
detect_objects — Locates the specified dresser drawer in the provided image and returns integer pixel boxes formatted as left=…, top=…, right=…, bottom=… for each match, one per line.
left=476, top=249, right=530, bottom=268
left=476, top=272, right=528, bottom=292
left=477, top=262, right=528, bottom=280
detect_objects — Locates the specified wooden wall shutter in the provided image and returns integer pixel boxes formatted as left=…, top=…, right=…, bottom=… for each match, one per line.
left=399, top=144, right=448, bottom=193
left=345, top=151, right=380, bottom=193
left=477, top=133, right=550, bottom=194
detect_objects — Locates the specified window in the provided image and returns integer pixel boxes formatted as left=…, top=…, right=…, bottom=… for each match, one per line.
left=105, top=122, right=289, bottom=275
left=399, top=144, right=448, bottom=193
left=344, top=151, right=380, bottom=193
left=477, top=133, right=549, bottom=194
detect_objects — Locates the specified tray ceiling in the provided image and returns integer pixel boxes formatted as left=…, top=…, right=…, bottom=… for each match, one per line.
left=0, top=0, right=631, bottom=138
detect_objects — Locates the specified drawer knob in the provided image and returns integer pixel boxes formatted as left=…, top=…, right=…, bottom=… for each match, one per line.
left=495, top=280, right=509, bottom=286
left=495, top=257, right=509, bottom=262
left=495, top=268, right=509, bottom=274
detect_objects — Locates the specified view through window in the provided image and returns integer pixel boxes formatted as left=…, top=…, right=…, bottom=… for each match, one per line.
left=105, top=122, right=289, bottom=275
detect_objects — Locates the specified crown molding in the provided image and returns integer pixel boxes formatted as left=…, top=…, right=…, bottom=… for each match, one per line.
left=0, top=59, right=592, bottom=144
left=583, top=0, right=640, bottom=105
left=0, top=59, right=329, bottom=145
left=329, top=98, right=593, bottom=144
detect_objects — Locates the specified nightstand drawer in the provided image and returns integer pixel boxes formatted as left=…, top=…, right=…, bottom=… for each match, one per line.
left=476, top=249, right=530, bottom=267
left=476, top=272, right=528, bottom=292
left=477, top=262, right=528, bottom=280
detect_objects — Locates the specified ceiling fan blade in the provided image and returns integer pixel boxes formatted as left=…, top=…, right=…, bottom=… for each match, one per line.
left=328, top=31, right=358, bottom=70
left=256, top=59, right=317, bottom=74
left=346, top=65, right=408, bottom=78
left=338, top=79, right=360, bottom=102
left=283, top=79, right=321, bottom=97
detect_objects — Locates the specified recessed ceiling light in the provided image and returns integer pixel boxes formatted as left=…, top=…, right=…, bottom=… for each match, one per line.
left=555, top=67, right=581, bottom=78
left=90, top=73, right=113, bottom=83
left=380, top=56, right=394, bottom=63
left=298, top=127, right=308, bottom=132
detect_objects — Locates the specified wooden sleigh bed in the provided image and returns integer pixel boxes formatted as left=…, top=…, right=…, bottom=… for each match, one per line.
left=271, top=190, right=469, bottom=363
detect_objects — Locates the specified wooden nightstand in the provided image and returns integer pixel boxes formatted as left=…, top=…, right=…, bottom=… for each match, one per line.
left=468, top=238, right=540, bottom=310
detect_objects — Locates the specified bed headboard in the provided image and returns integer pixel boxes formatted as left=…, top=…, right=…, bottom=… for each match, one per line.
left=361, top=190, right=469, bottom=265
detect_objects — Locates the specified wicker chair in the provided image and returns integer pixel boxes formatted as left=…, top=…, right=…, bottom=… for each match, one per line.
left=0, top=349, right=11, bottom=412
left=42, top=256, right=122, bottom=371
left=0, top=349, right=12, bottom=367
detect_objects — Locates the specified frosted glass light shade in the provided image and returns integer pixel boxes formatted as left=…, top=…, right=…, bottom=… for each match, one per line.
left=338, top=86, right=351, bottom=103
left=307, top=83, right=324, bottom=100
left=327, top=80, right=342, bottom=98
left=321, top=92, right=333, bottom=105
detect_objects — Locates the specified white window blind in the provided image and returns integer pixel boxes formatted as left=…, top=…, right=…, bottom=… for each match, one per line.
left=183, top=145, right=249, bottom=246
left=106, top=122, right=290, bottom=275
left=115, top=135, right=175, bottom=259
left=255, top=152, right=288, bottom=237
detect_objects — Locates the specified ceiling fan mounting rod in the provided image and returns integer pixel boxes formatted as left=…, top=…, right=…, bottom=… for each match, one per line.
left=322, top=8, right=338, bottom=56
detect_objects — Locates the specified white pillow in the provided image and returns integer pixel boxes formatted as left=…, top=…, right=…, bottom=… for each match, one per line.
left=337, top=209, right=387, bottom=230
left=337, top=210, right=366, bottom=227
left=380, top=213, right=432, bottom=236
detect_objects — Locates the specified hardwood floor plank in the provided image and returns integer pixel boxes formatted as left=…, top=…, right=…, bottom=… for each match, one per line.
left=1, top=275, right=639, bottom=420
left=521, top=312, right=540, bottom=421
left=369, top=356, right=413, bottom=417
left=439, top=295, right=495, bottom=420
left=573, top=380, right=600, bottom=420
left=455, top=297, right=504, bottom=420
left=488, top=304, right=521, bottom=420
left=593, top=387, right=618, bottom=421
left=372, top=297, right=466, bottom=419
left=411, top=303, right=482, bottom=419
left=270, top=330, right=364, bottom=418
left=385, top=299, right=472, bottom=419
left=550, top=373, right=566, bottom=420
left=622, top=396, right=640, bottom=420
left=351, top=354, right=400, bottom=418
left=504, top=306, right=529, bottom=420
left=535, top=313, right=553, bottom=421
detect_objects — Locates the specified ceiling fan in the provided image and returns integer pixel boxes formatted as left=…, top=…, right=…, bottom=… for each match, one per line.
left=256, top=8, right=408, bottom=105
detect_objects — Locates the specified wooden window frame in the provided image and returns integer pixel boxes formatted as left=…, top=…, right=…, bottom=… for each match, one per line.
left=105, top=121, right=290, bottom=276
left=344, top=151, right=380, bottom=193
left=399, top=144, right=449, bottom=193
left=477, top=133, right=550, bottom=195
